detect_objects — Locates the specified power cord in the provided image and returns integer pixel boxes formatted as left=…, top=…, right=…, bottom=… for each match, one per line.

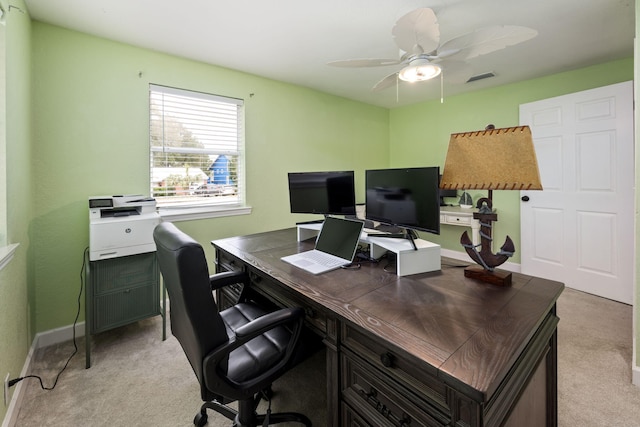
left=341, top=246, right=382, bottom=270
left=8, top=247, right=87, bottom=390
left=381, top=252, right=397, bottom=273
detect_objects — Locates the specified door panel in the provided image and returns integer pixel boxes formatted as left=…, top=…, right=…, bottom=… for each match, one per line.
left=520, top=81, right=633, bottom=304
left=531, top=208, right=564, bottom=265
left=576, top=211, right=616, bottom=275
left=536, top=136, right=563, bottom=191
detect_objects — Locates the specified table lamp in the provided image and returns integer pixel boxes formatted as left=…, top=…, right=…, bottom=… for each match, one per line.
left=440, top=125, right=542, bottom=286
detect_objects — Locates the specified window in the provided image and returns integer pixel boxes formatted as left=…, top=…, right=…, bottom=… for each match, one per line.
left=149, top=85, right=245, bottom=215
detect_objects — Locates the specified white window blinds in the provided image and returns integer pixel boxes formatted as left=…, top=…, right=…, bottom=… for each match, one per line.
left=149, top=84, right=244, bottom=208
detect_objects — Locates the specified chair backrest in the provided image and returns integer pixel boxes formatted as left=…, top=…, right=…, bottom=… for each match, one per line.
left=153, top=222, right=228, bottom=390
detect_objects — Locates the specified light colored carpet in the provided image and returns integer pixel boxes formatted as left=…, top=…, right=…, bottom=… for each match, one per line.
left=13, top=317, right=327, bottom=427
left=556, top=288, right=640, bottom=426
left=10, top=287, right=640, bottom=426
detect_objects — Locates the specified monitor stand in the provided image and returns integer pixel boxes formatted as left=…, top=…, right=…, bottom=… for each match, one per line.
left=295, top=218, right=325, bottom=225
left=367, top=225, right=418, bottom=251
left=365, top=231, right=441, bottom=276
left=296, top=214, right=331, bottom=226
left=295, top=222, right=441, bottom=276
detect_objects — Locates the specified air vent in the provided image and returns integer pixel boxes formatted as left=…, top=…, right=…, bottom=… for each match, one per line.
left=466, top=72, right=495, bottom=83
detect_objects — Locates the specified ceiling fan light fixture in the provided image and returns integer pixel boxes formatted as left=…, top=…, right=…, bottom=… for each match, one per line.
left=398, top=62, right=441, bottom=82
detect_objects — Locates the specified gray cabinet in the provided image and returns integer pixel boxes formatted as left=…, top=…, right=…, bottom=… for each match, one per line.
left=85, top=251, right=165, bottom=368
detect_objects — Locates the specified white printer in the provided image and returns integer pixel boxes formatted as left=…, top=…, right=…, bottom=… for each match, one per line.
left=89, top=195, right=161, bottom=261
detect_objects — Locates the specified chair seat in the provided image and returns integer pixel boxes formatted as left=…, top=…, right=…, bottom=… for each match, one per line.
left=221, top=303, right=291, bottom=383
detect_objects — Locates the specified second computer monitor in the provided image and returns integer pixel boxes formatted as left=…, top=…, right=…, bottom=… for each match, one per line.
left=365, top=167, right=440, bottom=235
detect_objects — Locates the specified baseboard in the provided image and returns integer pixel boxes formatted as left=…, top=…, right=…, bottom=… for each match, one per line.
left=36, top=321, right=86, bottom=349
left=633, top=336, right=640, bottom=387
left=440, top=248, right=521, bottom=273
left=633, top=365, right=640, bottom=387
left=1, top=336, right=38, bottom=427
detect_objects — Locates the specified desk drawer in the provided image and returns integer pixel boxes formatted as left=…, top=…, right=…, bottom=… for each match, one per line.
left=216, top=249, right=242, bottom=273
left=248, top=269, right=328, bottom=335
left=443, top=214, right=472, bottom=225
left=341, top=323, right=449, bottom=418
left=341, top=351, right=448, bottom=427
left=214, top=250, right=245, bottom=310
left=341, top=402, right=370, bottom=427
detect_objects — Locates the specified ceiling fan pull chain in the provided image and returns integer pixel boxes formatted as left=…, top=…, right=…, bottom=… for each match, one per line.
left=440, top=71, right=444, bottom=104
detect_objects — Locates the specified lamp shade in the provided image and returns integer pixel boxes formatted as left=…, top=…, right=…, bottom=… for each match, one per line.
left=440, top=125, right=542, bottom=191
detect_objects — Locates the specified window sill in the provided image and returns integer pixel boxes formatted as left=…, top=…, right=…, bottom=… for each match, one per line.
left=0, top=243, right=20, bottom=272
left=158, top=205, right=252, bottom=222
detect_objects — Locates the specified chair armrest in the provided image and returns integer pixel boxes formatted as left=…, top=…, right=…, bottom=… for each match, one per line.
left=202, top=306, right=306, bottom=396
left=204, top=307, right=305, bottom=374
left=209, top=270, right=249, bottom=291
left=235, top=307, right=305, bottom=339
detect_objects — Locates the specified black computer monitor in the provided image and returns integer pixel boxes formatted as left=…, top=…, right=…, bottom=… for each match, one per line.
left=365, top=167, right=440, bottom=235
left=288, top=171, right=356, bottom=216
left=439, top=174, right=457, bottom=206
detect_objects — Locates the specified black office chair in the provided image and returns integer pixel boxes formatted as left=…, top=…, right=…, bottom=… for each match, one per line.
left=153, top=222, right=312, bottom=427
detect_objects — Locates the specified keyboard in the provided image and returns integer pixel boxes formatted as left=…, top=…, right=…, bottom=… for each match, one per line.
left=304, top=250, right=344, bottom=267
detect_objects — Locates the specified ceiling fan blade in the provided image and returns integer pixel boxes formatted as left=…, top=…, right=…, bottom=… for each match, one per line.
left=392, top=8, right=439, bottom=55
left=438, top=25, right=537, bottom=61
left=438, top=60, right=474, bottom=84
left=328, top=58, right=402, bottom=68
left=372, top=72, right=399, bottom=92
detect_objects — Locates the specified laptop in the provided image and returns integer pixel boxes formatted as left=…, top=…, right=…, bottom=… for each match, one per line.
left=282, top=216, right=364, bottom=274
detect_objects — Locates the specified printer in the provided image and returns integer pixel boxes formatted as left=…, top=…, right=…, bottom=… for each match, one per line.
left=89, top=195, right=161, bottom=261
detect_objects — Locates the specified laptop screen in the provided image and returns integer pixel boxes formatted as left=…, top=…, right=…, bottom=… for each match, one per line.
left=315, top=217, right=363, bottom=260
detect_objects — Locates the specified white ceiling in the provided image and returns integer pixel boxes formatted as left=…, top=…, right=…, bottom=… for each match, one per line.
left=22, top=0, right=635, bottom=108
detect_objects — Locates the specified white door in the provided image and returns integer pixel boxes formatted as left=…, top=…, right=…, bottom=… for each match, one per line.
left=519, top=81, right=634, bottom=304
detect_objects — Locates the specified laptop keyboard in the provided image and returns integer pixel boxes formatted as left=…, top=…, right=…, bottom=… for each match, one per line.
left=306, top=250, right=344, bottom=267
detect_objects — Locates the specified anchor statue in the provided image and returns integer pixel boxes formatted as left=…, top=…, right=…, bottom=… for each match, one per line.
left=460, top=197, right=515, bottom=286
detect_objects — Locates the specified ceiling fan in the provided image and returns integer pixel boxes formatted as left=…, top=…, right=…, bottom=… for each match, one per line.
left=328, top=8, right=538, bottom=93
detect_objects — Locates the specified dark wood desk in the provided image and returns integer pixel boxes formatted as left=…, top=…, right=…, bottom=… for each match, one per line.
left=212, top=228, right=564, bottom=427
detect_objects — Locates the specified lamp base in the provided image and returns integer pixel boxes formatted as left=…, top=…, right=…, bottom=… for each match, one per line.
left=464, top=266, right=512, bottom=286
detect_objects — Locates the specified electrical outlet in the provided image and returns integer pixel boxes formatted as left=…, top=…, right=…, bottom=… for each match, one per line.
left=3, top=373, right=9, bottom=407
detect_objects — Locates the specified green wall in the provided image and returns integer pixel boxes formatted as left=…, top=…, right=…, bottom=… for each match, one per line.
left=0, top=0, right=32, bottom=421
left=389, top=58, right=634, bottom=262
left=30, top=22, right=389, bottom=332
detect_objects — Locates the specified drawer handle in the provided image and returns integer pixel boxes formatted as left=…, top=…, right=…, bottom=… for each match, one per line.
left=380, top=352, right=394, bottom=368
left=304, top=307, right=316, bottom=319
left=358, top=387, right=412, bottom=426
left=249, top=272, right=262, bottom=284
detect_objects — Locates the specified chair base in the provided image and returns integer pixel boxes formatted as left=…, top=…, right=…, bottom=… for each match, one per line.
left=194, top=389, right=311, bottom=427
left=253, top=411, right=312, bottom=427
